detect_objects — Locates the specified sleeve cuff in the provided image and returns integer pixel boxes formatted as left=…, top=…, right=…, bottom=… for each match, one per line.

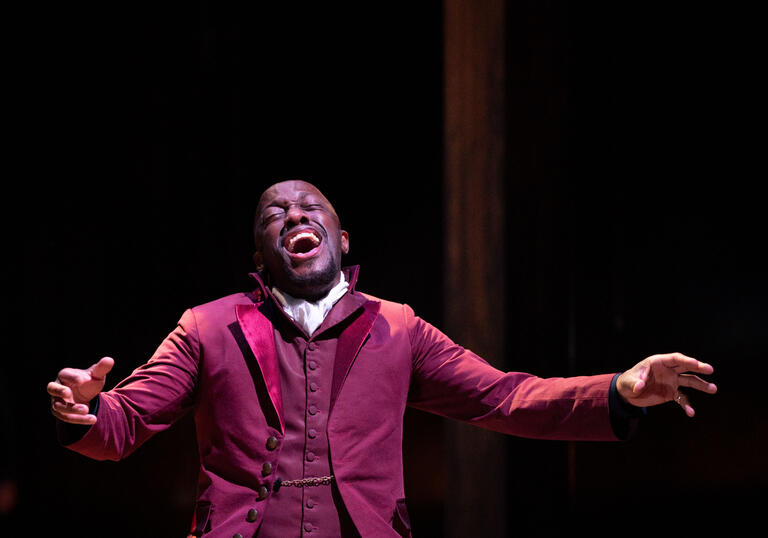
left=609, top=373, right=646, bottom=440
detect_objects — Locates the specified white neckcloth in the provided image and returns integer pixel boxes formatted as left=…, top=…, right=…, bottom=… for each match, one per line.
left=272, top=272, right=349, bottom=336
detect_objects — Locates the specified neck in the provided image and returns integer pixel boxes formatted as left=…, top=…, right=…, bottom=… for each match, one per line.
left=275, top=271, right=345, bottom=303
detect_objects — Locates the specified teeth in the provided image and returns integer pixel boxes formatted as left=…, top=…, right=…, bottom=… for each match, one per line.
left=287, top=231, right=320, bottom=251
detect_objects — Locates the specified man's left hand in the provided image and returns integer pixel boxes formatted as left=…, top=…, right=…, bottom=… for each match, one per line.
left=616, top=352, right=717, bottom=417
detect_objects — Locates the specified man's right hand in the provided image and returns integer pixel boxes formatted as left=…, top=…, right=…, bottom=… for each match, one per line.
left=47, top=357, right=115, bottom=425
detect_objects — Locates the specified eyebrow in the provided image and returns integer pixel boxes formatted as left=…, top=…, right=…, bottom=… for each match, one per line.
left=261, top=192, right=319, bottom=212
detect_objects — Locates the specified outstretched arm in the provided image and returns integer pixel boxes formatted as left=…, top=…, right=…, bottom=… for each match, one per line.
left=616, top=352, right=717, bottom=417
left=46, top=357, right=115, bottom=425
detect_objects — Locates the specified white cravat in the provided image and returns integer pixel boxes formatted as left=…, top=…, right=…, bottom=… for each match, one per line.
left=272, top=272, right=349, bottom=336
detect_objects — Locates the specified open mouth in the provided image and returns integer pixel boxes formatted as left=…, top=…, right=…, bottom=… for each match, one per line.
left=283, top=228, right=322, bottom=258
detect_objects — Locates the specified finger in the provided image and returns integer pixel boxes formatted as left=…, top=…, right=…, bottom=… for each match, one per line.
left=673, top=390, right=695, bottom=418
left=659, top=353, right=714, bottom=375
left=52, top=400, right=90, bottom=415
left=52, top=410, right=97, bottom=425
left=88, top=357, right=115, bottom=379
left=56, top=367, right=91, bottom=386
left=46, top=381, right=74, bottom=402
left=658, top=352, right=697, bottom=371
left=679, top=374, right=718, bottom=394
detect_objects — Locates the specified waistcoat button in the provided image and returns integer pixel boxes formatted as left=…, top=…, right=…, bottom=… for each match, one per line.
left=308, top=405, right=318, bottom=415
left=306, top=452, right=316, bottom=462
left=308, top=428, right=317, bottom=438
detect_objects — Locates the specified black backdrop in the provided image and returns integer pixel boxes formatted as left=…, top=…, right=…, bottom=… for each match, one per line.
left=3, top=2, right=765, bottom=536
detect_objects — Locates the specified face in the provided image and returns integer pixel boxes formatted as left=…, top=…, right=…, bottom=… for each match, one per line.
left=253, top=180, right=349, bottom=300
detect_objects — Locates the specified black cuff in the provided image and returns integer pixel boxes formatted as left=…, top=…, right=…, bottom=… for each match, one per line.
left=56, top=394, right=100, bottom=446
left=608, top=373, right=646, bottom=440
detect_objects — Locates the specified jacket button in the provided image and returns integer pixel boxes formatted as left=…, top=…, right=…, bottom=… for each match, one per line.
left=266, top=436, right=278, bottom=450
left=246, top=508, right=259, bottom=522
left=233, top=534, right=243, bottom=538
left=257, top=485, right=269, bottom=500
left=262, top=462, right=273, bottom=476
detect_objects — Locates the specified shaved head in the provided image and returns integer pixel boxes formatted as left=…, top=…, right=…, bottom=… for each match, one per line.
left=255, top=181, right=338, bottom=231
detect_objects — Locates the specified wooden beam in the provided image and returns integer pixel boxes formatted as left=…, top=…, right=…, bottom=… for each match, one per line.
left=443, top=1, right=507, bottom=536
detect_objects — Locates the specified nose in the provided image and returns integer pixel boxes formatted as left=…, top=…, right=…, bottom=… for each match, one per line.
left=284, top=204, right=309, bottom=227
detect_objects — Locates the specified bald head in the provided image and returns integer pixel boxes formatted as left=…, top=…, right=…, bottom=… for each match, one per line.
left=255, top=180, right=338, bottom=226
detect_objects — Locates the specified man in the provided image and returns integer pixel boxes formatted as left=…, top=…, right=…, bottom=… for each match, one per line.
left=47, top=180, right=717, bottom=537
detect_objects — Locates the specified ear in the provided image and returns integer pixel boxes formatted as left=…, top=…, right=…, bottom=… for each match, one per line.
left=341, top=231, right=349, bottom=255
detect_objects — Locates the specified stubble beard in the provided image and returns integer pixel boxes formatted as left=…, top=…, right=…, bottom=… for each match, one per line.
left=280, top=253, right=340, bottom=300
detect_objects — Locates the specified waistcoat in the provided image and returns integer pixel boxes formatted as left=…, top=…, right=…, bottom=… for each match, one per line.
left=257, top=288, right=361, bottom=537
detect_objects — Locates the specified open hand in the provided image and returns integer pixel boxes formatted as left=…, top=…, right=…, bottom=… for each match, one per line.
left=616, top=352, right=717, bottom=417
left=47, top=357, right=115, bottom=425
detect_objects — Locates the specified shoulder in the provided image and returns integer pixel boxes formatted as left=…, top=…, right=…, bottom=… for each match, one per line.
left=354, top=291, right=417, bottom=326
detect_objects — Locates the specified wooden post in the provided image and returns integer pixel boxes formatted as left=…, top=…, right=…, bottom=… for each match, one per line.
left=443, top=1, right=507, bottom=536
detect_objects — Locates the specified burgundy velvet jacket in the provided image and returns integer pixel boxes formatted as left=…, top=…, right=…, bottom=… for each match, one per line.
left=63, top=267, right=621, bottom=537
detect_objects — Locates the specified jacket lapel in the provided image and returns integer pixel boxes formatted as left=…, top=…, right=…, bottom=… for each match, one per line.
left=239, top=266, right=376, bottom=426
left=330, top=298, right=380, bottom=412
left=235, top=302, right=285, bottom=434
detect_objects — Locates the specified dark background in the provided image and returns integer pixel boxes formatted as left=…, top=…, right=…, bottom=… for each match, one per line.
left=3, top=2, right=764, bottom=536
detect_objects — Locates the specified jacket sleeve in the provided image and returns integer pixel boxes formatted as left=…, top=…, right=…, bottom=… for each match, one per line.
left=403, top=305, right=620, bottom=441
left=62, top=308, right=201, bottom=461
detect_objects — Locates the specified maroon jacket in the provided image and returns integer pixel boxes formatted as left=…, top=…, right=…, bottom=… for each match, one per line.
left=64, top=266, right=620, bottom=537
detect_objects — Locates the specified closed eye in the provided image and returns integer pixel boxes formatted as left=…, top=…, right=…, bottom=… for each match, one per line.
left=262, top=210, right=284, bottom=224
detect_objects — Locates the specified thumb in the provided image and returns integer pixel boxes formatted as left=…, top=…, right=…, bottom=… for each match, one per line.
left=632, top=368, right=648, bottom=394
left=617, top=363, right=647, bottom=400
left=631, top=363, right=649, bottom=393
left=88, top=357, right=115, bottom=380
